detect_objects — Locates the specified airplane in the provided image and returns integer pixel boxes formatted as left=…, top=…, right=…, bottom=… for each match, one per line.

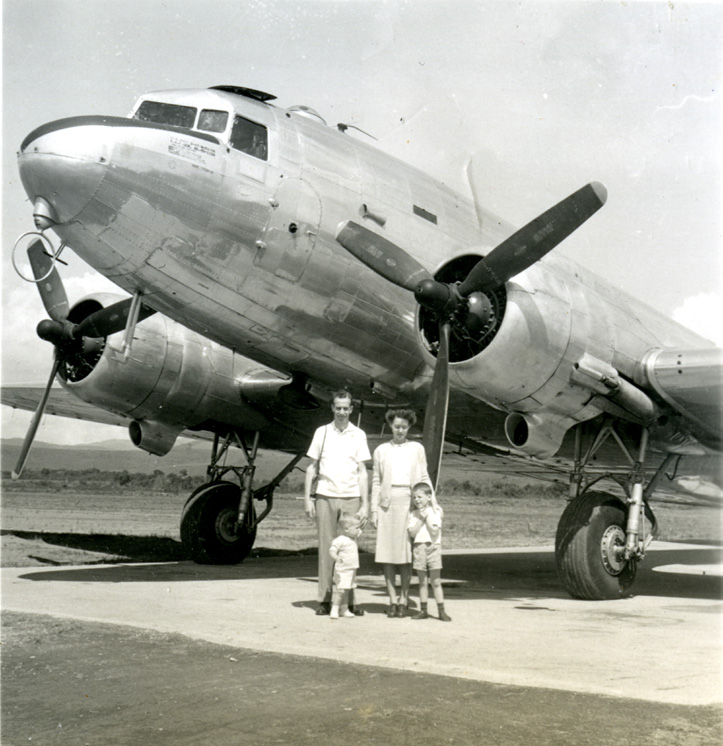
left=4, top=84, right=722, bottom=601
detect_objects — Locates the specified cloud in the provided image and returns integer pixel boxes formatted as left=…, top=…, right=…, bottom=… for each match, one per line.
left=672, top=292, right=723, bottom=346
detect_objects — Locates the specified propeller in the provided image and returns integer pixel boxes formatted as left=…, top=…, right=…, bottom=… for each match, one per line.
left=337, top=182, right=607, bottom=488
left=421, top=321, right=450, bottom=489
left=12, top=241, right=156, bottom=478
left=12, top=358, right=61, bottom=479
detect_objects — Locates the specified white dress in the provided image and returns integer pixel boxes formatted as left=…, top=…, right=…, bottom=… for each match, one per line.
left=374, top=441, right=424, bottom=564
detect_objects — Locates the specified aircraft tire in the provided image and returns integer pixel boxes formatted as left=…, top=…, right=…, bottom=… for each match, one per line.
left=555, top=490, right=637, bottom=600
left=180, top=481, right=257, bottom=564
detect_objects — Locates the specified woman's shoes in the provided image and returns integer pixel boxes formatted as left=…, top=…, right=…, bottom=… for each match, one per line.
left=386, top=604, right=397, bottom=618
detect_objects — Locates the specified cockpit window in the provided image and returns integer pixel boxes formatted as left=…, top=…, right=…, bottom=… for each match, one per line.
left=134, top=101, right=197, bottom=129
left=230, top=115, right=268, bottom=160
left=198, top=109, right=229, bottom=133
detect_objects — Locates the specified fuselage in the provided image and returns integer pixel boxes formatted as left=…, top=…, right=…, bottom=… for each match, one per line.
left=17, top=86, right=717, bottom=453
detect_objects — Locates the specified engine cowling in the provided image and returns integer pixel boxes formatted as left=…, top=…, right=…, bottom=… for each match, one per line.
left=417, top=254, right=683, bottom=458
left=58, top=293, right=292, bottom=455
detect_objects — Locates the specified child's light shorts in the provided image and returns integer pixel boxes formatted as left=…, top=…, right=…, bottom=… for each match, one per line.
left=333, top=568, right=357, bottom=590
left=413, top=542, right=442, bottom=571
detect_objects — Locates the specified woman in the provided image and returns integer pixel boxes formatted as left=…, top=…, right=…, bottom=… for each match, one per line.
left=371, top=409, right=432, bottom=618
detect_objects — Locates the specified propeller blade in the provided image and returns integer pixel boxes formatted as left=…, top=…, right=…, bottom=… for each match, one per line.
left=12, top=358, right=61, bottom=479
left=27, top=240, right=69, bottom=322
left=74, top=298, right=156, bottom=339
left=336, top=221, right=432, bottom=291
left=458, top=182, right=607, bottom=297
left=422, top=321, right=450, bottom=491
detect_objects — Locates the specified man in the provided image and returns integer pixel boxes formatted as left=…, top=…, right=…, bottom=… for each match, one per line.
left=305, top=390, right=370, bottom=615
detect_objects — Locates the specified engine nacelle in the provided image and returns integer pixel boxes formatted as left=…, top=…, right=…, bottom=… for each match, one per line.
left=417, top=254, right=700, bottom=458
left=58, top=293, right=292, bottom=454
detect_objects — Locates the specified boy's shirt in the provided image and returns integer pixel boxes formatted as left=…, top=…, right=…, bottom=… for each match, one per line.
left=329, top=534, right=359, bottom=571
left=408, top=506, right=443, bottom=545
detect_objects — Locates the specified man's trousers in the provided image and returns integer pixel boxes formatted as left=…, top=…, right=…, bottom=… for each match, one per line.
left=315, top=495, right=361, bottom=603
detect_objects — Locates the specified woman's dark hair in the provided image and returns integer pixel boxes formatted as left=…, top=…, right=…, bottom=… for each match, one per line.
left=385, top=408, right=417, bottom=428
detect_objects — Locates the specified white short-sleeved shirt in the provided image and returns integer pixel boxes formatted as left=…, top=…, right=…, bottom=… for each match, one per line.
left=307, top=422, right=371, bottom=498
left=408, top=507, right=442, bottom=545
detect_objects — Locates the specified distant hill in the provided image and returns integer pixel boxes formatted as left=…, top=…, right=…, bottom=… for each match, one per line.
left=1, top=437, right=541, bottom=489
left=1, top=438, right=214, bottom=476
left=1, top=437, right=576, bottom=492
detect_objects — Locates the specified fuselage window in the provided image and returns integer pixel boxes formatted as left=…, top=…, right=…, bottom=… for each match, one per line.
left=230, top=116, right=268, bottom=160
left=198, top=109, right=229, bottom=133
left=134, top=101, right=197, bottom=129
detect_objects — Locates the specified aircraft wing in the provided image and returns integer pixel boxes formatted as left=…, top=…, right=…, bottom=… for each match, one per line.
left=4, top=380, right=721, bottom=506
left=1, top=383, right=213, bottom=443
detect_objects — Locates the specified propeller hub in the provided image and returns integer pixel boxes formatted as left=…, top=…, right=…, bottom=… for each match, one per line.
left=36, top=318, right=70, bottom=345
left=414, top=279, right=455, bottom=314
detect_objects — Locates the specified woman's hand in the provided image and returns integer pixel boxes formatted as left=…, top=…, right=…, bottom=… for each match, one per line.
left=304, top=498, right=316, bottom=521
left=370, top=510, right=378, bottom=529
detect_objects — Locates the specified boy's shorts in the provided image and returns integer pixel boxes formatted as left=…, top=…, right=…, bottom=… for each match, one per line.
left=333, top=568, right=357, bottom=590
left=413, top=542, right=442, bottom=571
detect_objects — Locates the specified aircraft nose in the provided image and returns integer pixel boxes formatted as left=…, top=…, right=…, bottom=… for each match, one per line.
left=18, top=116, right=113, bottom=225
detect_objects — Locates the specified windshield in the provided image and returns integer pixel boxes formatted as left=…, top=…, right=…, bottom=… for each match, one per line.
left=198, top=109, right=229, bottom=133
left=134, top=101, right=197, bottom=128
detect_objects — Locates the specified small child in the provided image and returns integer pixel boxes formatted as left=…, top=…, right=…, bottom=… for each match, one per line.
left=407, top=482, right=451, bottom=621
left=328, top=513, right=363, bottom=620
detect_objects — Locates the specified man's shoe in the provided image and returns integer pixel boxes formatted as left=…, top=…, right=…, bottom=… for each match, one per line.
left=316, top=603, right=331, bottom=616
left=412, top=610, right=428, bottom=620
left=348, top=605, right=365, bottom=616
left=438, top=610, right=452, bottom=622
left=395, top=604, right=406, bottom=618
left=386, top=604, right=397, bottom=618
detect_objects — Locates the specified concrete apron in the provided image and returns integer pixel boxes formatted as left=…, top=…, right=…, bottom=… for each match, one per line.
left=2, top=542, right=721, bottom=706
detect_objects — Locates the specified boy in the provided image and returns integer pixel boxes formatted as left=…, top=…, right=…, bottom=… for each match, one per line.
left=328, top=513, right=363, bottom=619
left=407, top=482, right=451, bottom=621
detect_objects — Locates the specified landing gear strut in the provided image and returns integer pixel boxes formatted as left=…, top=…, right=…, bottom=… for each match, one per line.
left=555, top=419, right=678, bottom=600
left=180, top=430, right=304, bottom=564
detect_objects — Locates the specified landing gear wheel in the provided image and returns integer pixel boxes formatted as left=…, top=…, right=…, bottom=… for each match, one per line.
left=555, top=490, right=637, bottom=600
left=180, top=481, right=257, bottom=564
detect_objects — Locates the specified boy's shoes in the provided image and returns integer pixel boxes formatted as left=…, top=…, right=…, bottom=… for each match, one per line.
left=316, top=602, right=331, bottom=616
left=386, top=604, right=397, bottom=618
left=348, top=605, right=365, bottom=616
left=438, top=610, right=452, bottom=622
left=412, top=609, right=428, bottom=620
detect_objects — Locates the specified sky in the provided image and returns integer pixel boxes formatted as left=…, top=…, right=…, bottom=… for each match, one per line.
left=1, top=0, right=721, bottom=446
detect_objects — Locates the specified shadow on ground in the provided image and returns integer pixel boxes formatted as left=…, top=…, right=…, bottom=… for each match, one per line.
left=1, top=529, right=319, bottom=564
left=9, top=532, right=722, bottom=603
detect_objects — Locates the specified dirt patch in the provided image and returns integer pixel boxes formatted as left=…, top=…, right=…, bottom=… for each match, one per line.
left=3, top=610, right=721, bottom=746
left=2, top=489, right=720, bottom=568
